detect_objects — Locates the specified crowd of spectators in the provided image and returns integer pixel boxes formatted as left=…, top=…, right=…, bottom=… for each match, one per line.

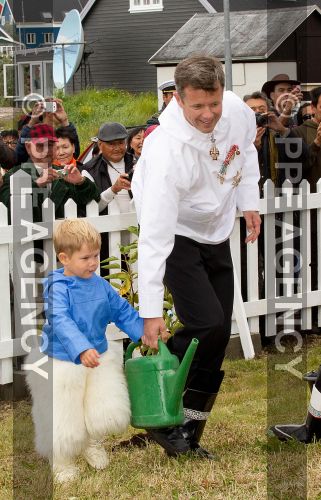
left=0, top=77, right=321, bottom=284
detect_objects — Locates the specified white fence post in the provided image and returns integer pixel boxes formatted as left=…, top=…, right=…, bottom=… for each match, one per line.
left=247, top=236, right=259, bottom=335
left=317, top=179, right=321, bottom=326
left=0, top=203, right=13, bottom=384
left=232, top=258, right=255, bottom=359
left=264, top=179, right=277, bottom=337
left=300, top=180, right=312, bottom=330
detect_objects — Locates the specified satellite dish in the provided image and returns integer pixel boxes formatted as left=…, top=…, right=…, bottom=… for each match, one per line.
left=53, top=9, right=84, bottom=89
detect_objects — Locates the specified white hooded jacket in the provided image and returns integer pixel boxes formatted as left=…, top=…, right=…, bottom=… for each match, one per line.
left=132, top=91, right=260, bottom=317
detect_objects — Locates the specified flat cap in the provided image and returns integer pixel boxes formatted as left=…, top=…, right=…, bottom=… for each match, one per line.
left=98, top=122, right=128, bottom=142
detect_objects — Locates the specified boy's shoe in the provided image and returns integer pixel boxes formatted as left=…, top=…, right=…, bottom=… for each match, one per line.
left=53, top=463, right=80, bottom=483
left=83, top=439, right=109, bottom=469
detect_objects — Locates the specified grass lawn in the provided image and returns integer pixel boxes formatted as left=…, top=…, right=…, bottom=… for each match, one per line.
left=1, top=338, right=321, bottom=500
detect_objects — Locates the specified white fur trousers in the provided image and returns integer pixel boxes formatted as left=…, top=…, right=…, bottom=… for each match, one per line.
left=26, top=348, right=131, bottom=465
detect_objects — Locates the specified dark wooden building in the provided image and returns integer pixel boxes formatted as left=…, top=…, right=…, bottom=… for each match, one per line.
left=73, top=0, right=216, bottom=93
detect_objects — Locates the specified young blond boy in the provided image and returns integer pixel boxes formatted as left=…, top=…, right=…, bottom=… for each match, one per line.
left=26, top=219, right=143, bottom=483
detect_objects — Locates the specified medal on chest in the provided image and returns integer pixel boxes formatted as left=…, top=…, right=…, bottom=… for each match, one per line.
left=209, top=133, right=220, bottom=160
left=217, top=144, right=241, bottom=185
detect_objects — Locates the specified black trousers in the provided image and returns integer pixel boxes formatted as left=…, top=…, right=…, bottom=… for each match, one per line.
left=164, top=235, right=234, bottom=393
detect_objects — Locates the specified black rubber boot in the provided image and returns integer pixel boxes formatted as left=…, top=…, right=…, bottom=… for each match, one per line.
left=270, top=413, right=321, bottom=443
left=181, top=370, right=225, bottom=459
left=147, top=426, right=190, bottom=457
left=270, top=383, right=321, bottom=443
left=303, top=366, right=321, bottom=393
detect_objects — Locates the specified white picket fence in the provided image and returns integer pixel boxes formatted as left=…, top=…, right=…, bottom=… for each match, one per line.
left=1, top=171, right=321, bottom=385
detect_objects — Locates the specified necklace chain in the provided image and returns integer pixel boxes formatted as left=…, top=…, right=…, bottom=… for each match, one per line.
left=104, top=158, right=123, bottom=175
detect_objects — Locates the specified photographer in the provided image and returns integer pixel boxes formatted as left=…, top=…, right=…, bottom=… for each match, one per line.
left=0, top=124, right=100, bottom=223
left=244, top=91, right=307, bottom=195
left=15, top=98, right=80, bottom=165
left=261, top=74, right=303, bottom=127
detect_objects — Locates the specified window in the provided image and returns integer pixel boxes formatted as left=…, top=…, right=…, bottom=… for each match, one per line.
left=42, top=12, right=52, bottom=20
left=0, top=46, right=14, bottom=57
left=43, top=33, right=53, bottom=44
left=26, top=33, right=36, bottom=45
left=129, top=0, right=163, bottom=13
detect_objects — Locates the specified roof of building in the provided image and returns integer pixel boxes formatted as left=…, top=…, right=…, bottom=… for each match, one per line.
left=8, top=0, right=86, bottom=23
left=206, top=0, right=321, bottom=11
left=0, top=26, right=15, bottom=43
left=80, top=0, right=216, bottom=20
left=149, top=5, right=321, bottom=64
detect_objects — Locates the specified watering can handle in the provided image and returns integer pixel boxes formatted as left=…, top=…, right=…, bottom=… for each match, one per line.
left=125, top=341, right=141, bottom=362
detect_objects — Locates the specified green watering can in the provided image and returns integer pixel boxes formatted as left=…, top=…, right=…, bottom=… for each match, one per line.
left=125, top=338, right=199, bottom=428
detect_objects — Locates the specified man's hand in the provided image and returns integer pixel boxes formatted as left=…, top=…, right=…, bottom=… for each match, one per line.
left=142, top=317, right=168, bottom=349
left=277, top=89, right=301, bottom=127
left=80, top=348, right=100, bottom=368
left=62, top=164, right=85, bottom=185
left=53, top=98, right=69, bottom=126
left=35, top=168, right=59, bottom=187
left=254, top=127, right=265, bottom=149
left=266, top=112, right=288, bottom=136
left=243, top=210, right=261, bottom=244
left=111, top=173, right=131, bottom=194
left=29, top=101, right=44, bottom=127
left=42, top=98, right=69, bottom=127
left=291, top=85, right=303, bottom=103
left=314, top=122, right=321, bottom=148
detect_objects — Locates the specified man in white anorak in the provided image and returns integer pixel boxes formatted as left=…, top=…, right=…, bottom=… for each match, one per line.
left=132, top=56, right=261, bottom=459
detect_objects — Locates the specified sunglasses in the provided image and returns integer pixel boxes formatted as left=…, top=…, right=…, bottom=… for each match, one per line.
left=302, top=114, right=312, bottom=121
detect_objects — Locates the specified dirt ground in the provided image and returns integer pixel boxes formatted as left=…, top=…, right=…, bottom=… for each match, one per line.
left=0, top=107, right=20, bottom=125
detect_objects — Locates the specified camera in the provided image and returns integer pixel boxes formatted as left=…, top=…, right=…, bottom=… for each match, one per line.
left=127, top=168, right=135, bottom=182
left=56, top=168, right=68, bottom=178
left=255, top=113, right=268, bottom=127
left=44, top=101, right=57, bottom=113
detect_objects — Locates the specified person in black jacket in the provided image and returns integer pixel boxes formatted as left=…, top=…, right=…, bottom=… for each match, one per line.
left=146, top=80, right=176, bottom=126
left=81, top=122, right=135, bottom=260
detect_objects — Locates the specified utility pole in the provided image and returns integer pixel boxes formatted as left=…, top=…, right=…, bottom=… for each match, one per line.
left=223, top=0, right=233, bottom=90
left=21, top=0, right=25, bottom=46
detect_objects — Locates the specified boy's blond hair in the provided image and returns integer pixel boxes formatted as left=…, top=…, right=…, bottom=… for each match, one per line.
left=54, top=219, right=101, bottom=256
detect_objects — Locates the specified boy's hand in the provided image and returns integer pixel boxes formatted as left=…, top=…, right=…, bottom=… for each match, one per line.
left=80, top=349, right=100, bottom=368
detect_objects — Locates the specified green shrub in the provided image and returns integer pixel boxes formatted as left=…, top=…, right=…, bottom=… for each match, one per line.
left=61, top=88, right=158, bottom=150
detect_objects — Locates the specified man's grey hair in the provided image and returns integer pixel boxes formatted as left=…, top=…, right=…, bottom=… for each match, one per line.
left=243, top=91, right=271, bottom=107
left=174, top=55, right=225, bottom=98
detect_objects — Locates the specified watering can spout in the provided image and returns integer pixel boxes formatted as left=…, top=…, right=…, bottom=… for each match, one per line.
left=167, top=338, right=199, bottom=415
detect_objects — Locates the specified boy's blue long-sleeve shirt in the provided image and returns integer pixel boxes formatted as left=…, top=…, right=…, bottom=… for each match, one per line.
left=42, top=268, right=143, bottom=364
